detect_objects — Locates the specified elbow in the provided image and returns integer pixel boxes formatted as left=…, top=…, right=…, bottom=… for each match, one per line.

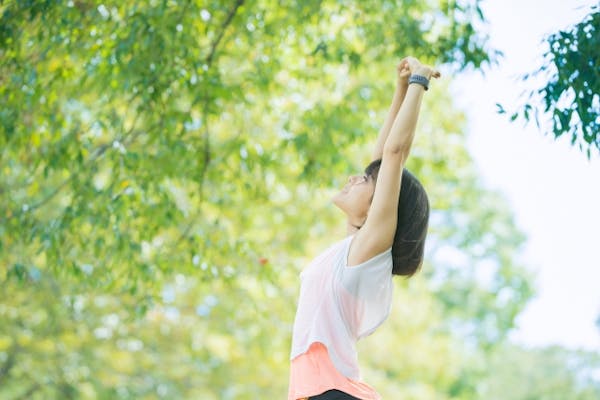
left=382, top=144, right=409, bottom=160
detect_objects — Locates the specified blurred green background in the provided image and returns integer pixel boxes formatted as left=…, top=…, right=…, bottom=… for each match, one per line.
left=1, top=1, right=599, bottom=399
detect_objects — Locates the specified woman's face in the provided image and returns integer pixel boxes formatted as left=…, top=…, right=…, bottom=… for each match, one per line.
left=332, top=174, right=375, bottom=226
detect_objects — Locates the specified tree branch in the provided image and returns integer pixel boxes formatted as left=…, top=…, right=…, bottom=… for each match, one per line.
left=171, top=1, right=246, bottom=245
left=205, top=0, right=245, bottom=67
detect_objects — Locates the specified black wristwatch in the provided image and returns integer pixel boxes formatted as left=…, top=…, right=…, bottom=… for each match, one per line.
left=408, top=74, right=429, bottom=91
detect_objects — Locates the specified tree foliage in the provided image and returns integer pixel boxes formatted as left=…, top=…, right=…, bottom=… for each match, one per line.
left=0, top=0, right=494, bottom=294
left=1, top=1, right=599, bottom=399
left=502, top=5, right=600, bottom=158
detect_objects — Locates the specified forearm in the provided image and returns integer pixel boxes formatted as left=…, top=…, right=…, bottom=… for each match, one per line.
left=372, top=84, right=408, bottom=161
left=382, top=83, right=425, bottom=157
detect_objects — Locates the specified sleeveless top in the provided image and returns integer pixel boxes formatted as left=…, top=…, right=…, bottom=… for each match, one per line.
left=289, top=235, right=394, bottom=390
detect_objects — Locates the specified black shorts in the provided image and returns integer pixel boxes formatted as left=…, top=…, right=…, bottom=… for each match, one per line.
left=309, top=389, right=362, bottom=400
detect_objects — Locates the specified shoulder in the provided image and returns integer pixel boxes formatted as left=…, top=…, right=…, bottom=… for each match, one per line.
left=346, top=227, right=395, bottom=267
left=344, top=234, right=391, bottom=268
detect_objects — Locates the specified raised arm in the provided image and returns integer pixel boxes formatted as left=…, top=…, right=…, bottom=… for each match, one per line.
left=371, top=61, right=411, bottom=161
left=348, top=58, right=439, bottom=266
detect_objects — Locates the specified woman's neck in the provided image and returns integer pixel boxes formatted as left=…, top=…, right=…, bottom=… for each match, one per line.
left=346, top=221, right=360, bottom=235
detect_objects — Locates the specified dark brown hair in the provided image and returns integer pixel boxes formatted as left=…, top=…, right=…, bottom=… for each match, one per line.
left=365, top=159, right=429, bottom=277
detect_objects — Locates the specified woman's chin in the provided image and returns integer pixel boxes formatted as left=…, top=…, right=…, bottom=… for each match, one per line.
left=331, top=192, right=346, bottom=211
left=331, top=193, right=341, bottom=206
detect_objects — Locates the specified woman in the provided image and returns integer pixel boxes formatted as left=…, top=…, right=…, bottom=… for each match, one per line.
left=288, top=56, right=439, bottom=400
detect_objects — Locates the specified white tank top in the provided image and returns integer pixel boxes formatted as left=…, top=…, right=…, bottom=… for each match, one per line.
left=290, top=235, right=394, bottom=380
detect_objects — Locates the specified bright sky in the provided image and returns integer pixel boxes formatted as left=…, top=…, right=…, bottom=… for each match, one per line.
left=451, top=0, right=600, bottom=351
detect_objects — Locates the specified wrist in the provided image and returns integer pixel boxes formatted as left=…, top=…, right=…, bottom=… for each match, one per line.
left=408, top=74, right=430, bottom=91
left=413, top=66, right=433, bottom=79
